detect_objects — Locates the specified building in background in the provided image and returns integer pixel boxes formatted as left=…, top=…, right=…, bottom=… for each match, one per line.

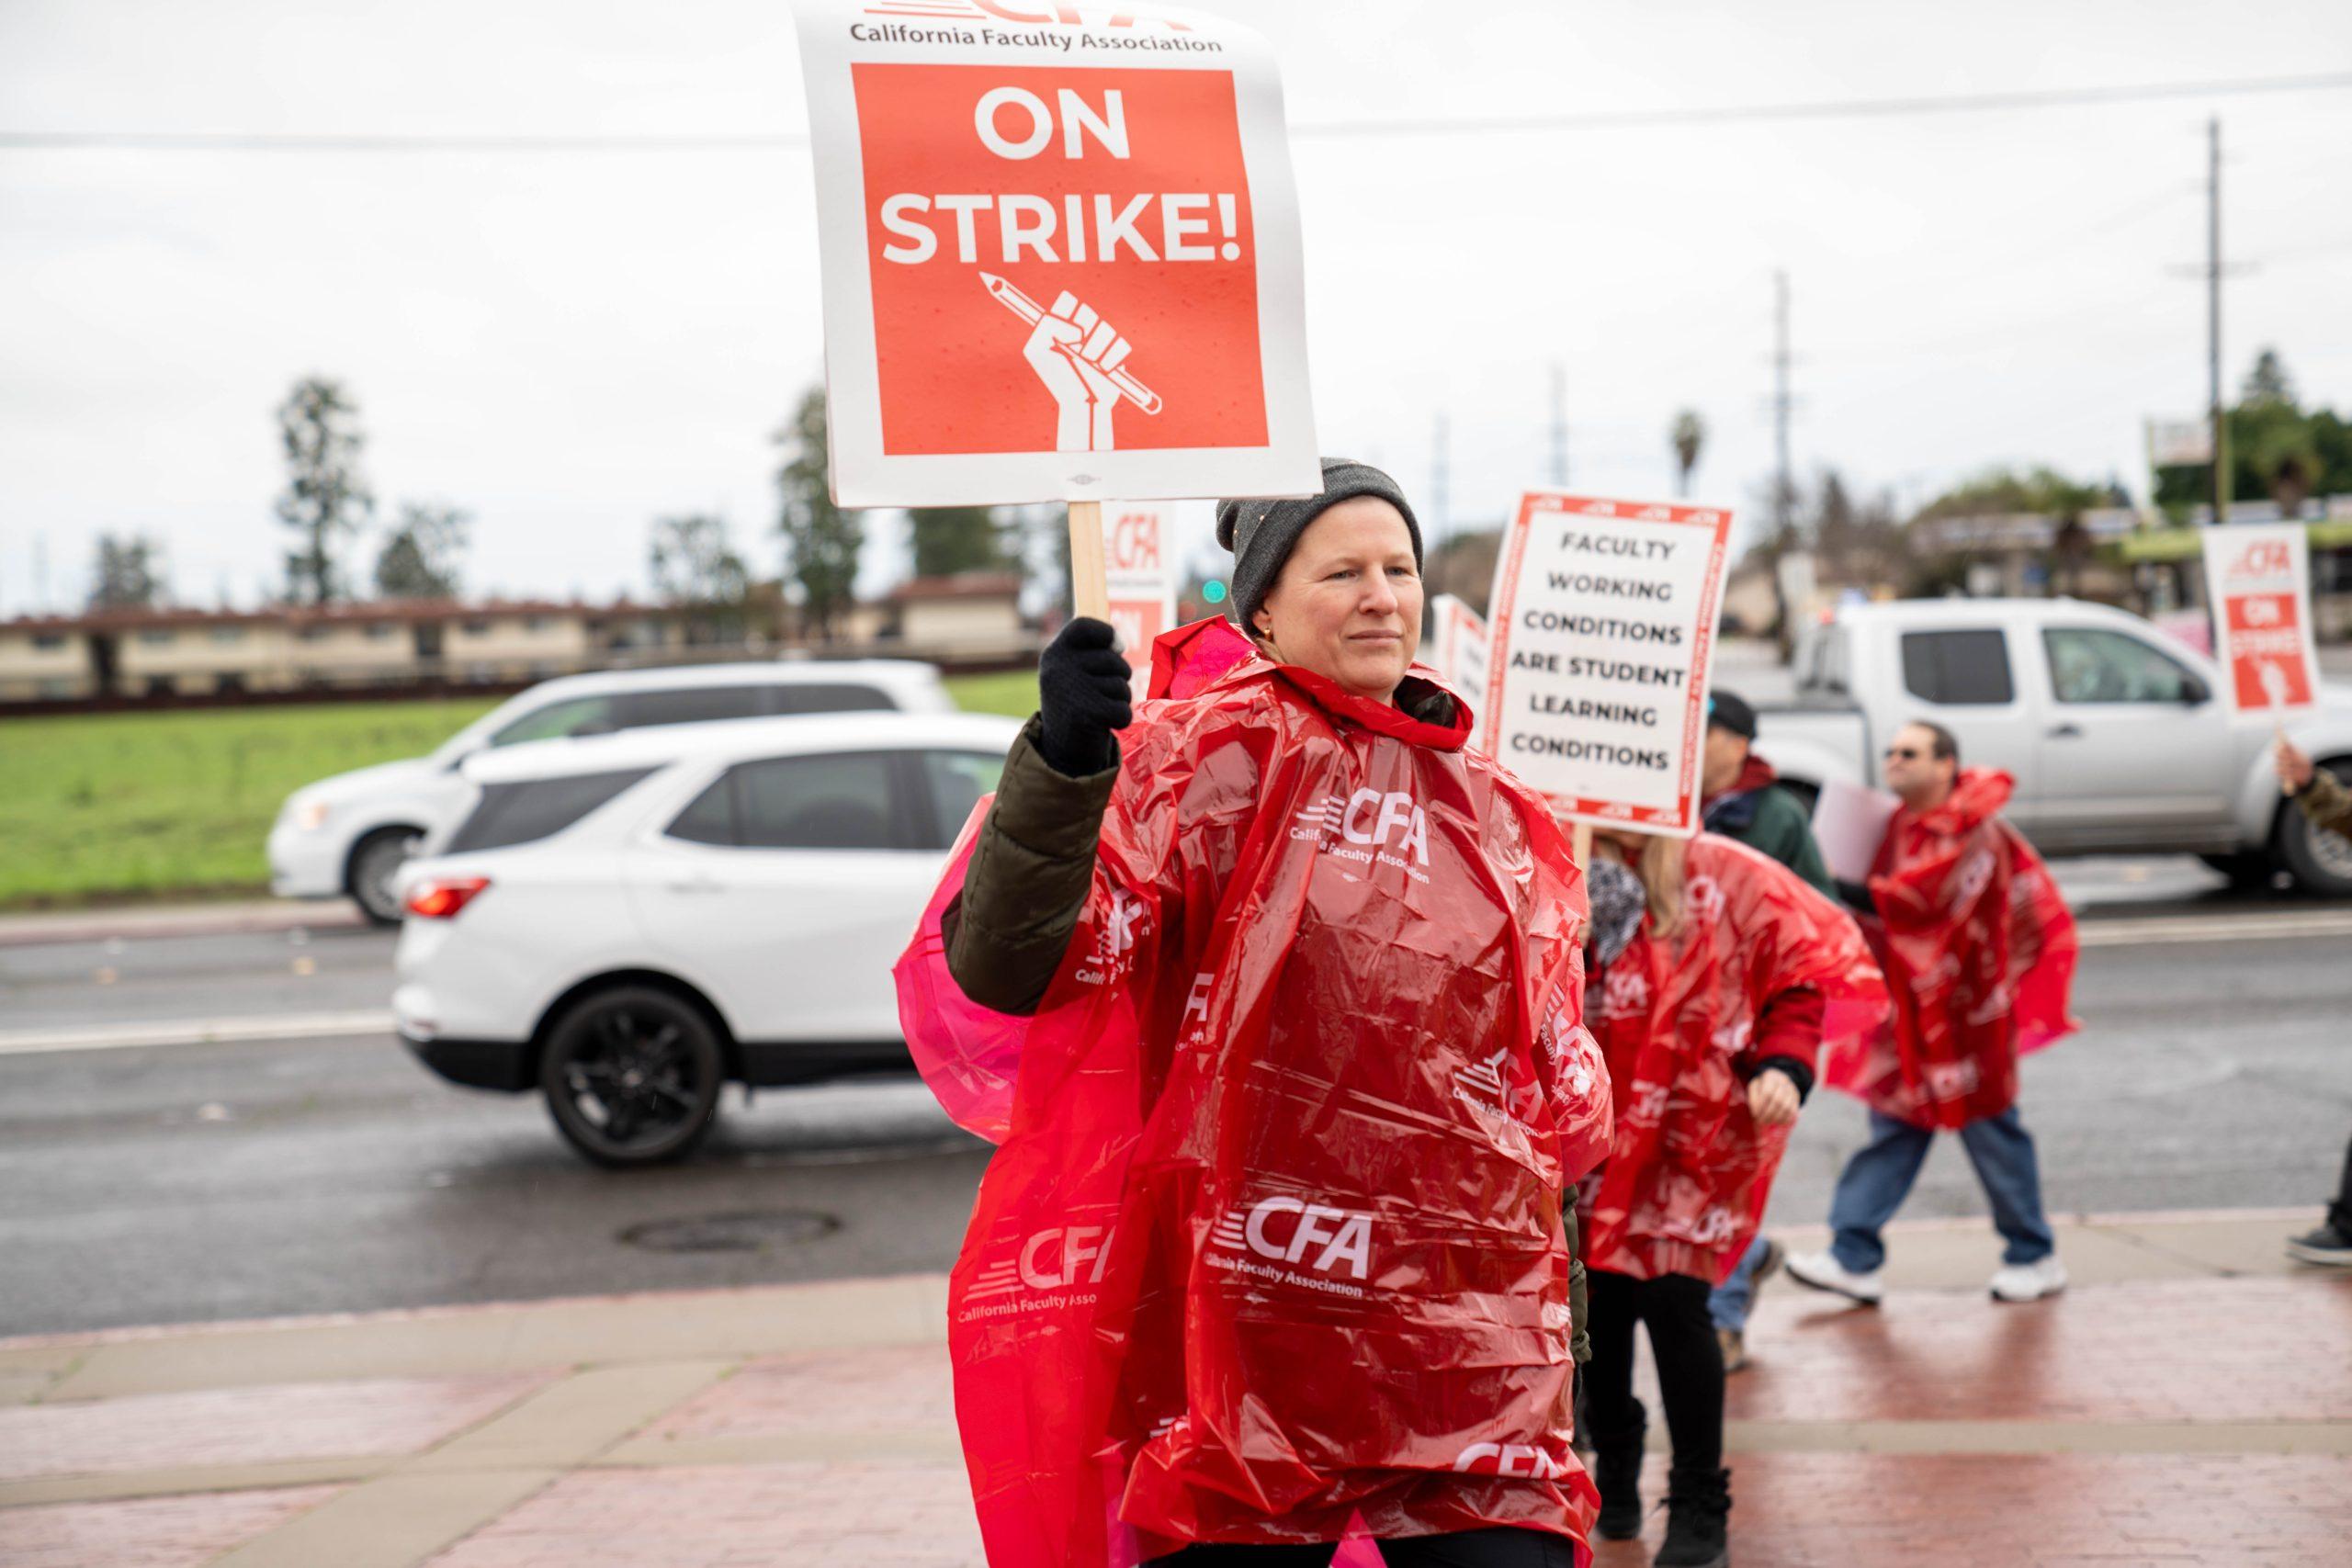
left=0, top=580, right=1037, bottom=706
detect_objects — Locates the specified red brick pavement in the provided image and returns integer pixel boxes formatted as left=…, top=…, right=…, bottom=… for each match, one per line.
left=3, top=1241, right=2345, bottom=1568
left=1723, top=1277, right=2352, bottom=1425
left=0, top=1484, right=347, bottom=1568
left=1593, top=1453, right=2352, bottom=1568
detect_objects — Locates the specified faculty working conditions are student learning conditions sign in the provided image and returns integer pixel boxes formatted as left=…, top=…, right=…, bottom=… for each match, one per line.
left=1482, top=492, right=1734, bottom=836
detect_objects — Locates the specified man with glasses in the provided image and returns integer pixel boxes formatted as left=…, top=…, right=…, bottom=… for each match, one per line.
left=1789, top=720, right=2078, bottom=1306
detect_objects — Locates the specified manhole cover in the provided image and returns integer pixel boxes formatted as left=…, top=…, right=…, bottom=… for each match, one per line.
left=619, top=1210, right=840, bottom=1254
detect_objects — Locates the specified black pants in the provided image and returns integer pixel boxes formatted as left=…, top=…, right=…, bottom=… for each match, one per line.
left=2329, top=1133, right=2352, bottom=1235
left=1148, top=1528, right=1577, bottom=1565
left=1580, top=1269, right=1724, bottom=1480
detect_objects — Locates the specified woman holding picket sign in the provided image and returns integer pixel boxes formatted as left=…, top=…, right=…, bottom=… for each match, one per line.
left=1576, top=830, right=1885, bottom=1568
left=895, top=459, right=1617, bottom=1566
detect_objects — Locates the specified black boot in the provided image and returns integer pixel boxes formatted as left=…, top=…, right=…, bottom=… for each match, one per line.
left=1589, top=1398, right=1645, bottom=1541
left=1653, top=1465, right=1730, bottom=1568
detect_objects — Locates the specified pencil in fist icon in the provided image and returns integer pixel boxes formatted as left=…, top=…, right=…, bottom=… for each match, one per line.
left=984, top=273, right=1162, bottom=454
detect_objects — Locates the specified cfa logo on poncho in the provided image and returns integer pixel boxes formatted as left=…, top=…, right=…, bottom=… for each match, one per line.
left=1077, top=886, right=1152, bottom=985
left=1599, top=964, right=1650, bottom=1021
left=1291, top=788, right=1431, bottom=880
left=1208, top=1195, right=1374, bottom=1280
left=1452, top=1440, right=1575, bottom=1481
left=965, top=1224, right=1114, bottom=1302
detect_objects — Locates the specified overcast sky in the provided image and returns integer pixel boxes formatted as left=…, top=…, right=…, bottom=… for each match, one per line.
left=3, top=0, right=2349, bottom=616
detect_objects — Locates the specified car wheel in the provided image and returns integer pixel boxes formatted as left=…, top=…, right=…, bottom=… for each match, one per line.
left=347, top=827, right=424, bottom=925
left=538, top=987, right=725, bottom=1168
left=2197, top=851, right=2279, bottom=889
left=2278, top=761, right=2352, bottom=898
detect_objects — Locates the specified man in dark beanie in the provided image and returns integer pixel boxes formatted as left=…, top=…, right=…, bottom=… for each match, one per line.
left=1702, top=692, right=1830, bottom=895
left=1216, top=457, right=1423, bottom=642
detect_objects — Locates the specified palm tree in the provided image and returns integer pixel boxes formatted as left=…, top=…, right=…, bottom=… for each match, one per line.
left=1670, top=411, right=1706, bottom=498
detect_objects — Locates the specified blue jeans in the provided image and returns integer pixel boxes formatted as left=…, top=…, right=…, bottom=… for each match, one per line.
left=1707, top=1235, right=1776, bottom=1333
left=1827, top=1107, right=2055, bottom=1273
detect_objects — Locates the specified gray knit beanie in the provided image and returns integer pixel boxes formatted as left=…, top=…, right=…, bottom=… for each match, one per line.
left=1215, top=458, right=1423, bottom=637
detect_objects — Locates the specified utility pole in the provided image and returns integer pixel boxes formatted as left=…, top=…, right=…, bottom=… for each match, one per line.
left=1430, top=411, right=1451, bottom=545
left=2206, top=116, right=2228, bottom=526
left=1771, top=270, right=1794, bottom=542
left=1769, top=270, right=1797, bottom=652
left=1548, top=363, right=1568, bottom=488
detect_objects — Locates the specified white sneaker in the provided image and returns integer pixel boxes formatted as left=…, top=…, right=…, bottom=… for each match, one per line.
left=1988, top=1255, right=2067, bottom=1303
left=1783, top=1248, right=1884, bottom=1305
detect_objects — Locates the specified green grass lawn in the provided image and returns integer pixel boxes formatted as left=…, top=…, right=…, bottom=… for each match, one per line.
left=0, top=674, right=1040, bottom=909
left=0, top=700, right=501, bottom=908
left=942, top=669, right=1038, bottom=718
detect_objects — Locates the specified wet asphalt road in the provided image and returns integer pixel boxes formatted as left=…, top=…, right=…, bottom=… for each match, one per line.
left=3, top=864, right=2350, bottom=1337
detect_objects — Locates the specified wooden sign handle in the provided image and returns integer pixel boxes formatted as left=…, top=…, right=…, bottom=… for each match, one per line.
left=1571, top=822, right=1592, bottom=872
left=1069, top=500, right=1111, bottom=622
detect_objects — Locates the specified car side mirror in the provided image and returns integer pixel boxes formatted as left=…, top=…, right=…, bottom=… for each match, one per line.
left=2179, top=677, right=2209, bottom=706
left=444, top=749, right=478, bottom=773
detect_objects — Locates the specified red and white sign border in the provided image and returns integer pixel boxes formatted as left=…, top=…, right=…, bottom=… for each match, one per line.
left=1482, top=491, right=1733, bottom=836
left=793, top=0, right=1319, bottom=507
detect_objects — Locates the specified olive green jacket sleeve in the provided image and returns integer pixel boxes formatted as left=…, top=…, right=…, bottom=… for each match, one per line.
left=942, top=716, right=1119, bottom=1017
left=2293, top=766, right=2352, bottom=839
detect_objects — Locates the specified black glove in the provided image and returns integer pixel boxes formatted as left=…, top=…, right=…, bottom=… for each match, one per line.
left=1036, top=616, right=1133, bottom=776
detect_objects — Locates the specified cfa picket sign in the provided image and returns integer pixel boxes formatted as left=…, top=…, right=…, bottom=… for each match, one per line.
left=2201, top=523, right=2320, bottom=714
left=1427, top=593, right=1489, bottom=710
left=1098, top=498, right=1197, bottom=687
left=791, top=0, right=1318, bottom=507
left=1481, top=491, right=1734, bottom=835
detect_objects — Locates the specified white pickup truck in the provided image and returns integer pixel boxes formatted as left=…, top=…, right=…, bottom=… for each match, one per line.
left=1748, top=598, right=2352, bottom=896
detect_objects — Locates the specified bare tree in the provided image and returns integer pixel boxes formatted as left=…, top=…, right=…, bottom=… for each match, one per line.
left=373, top=502, right=471, bottom=600
left=88, top=535, right=165, bottom=611
left=1670, top=410, right=1706, bottom=499
left=774, top=389, right=865, bottom=641
left=275, top=377, right=371, bottom=605
left=650, top=513, right=752, bottom=644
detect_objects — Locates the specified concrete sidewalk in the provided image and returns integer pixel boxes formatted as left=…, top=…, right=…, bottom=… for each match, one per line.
left=2, top=1210, right=2346, bottom=1567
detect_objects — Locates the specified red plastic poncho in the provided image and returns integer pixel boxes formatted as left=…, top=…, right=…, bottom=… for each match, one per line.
left=896, top=619, right=1614, bottom=1566
left=1819, top=768, right=2079, bottom=1131
left=1581, top=836, right=1887, bottom=1286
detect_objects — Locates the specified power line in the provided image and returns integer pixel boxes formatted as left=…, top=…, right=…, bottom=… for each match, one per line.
left=2208, top=118, right=2229, bottom=526
left=3, top=71, right=2348, bottom=152
left=1296, top=71, right=2352, bottom=139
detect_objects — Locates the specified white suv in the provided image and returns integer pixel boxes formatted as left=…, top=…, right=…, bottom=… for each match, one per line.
left=390, top=711, right=1020, bottom=1166
left=268, top=660, right=955, bottom=924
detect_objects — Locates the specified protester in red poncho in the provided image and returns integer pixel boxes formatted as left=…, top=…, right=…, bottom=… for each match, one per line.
left=1575, top=829, right=1885, bottom=1568
left=897, top=460, right=1615, bottom=1568
left=1789, top=720, right=2080, bottom=1309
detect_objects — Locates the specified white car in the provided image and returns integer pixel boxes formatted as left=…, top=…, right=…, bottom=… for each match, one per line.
left=268, top=660, right=956, bottom=924
left=390, top=711, right=1021, bottom=1166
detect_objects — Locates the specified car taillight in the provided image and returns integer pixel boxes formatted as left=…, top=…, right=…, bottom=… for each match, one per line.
left=405, top=876, right=491, bottom=919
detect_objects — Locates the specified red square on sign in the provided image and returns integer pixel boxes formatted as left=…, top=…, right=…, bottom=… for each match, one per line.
left=851, top=62, right=1266, bottom=457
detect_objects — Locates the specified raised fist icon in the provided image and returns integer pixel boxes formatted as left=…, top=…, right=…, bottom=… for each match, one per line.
left=1023, top=290, right=1132, bottom=453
